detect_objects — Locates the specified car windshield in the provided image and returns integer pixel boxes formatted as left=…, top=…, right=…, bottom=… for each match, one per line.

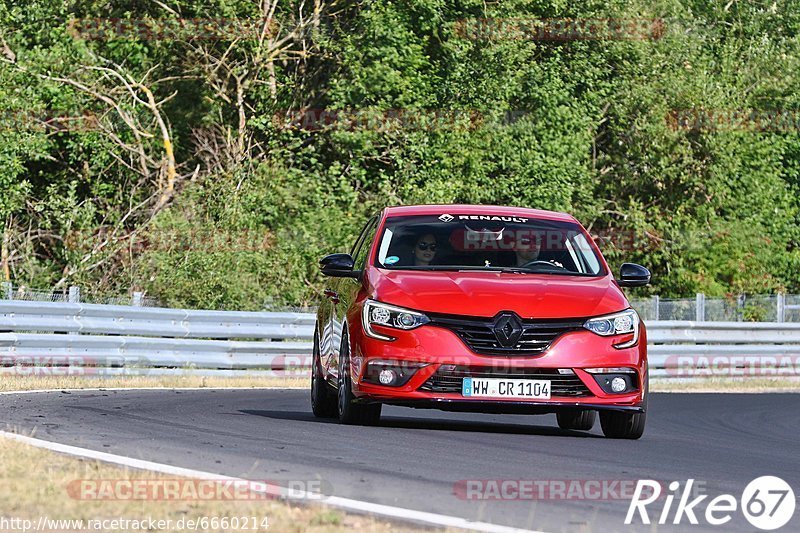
left=374, top=214, right=605, bottom=276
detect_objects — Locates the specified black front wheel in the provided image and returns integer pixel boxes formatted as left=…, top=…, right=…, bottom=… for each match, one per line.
left=599, top=410, right=646, bottom=439
left=337, top=330, right=382, bottom=425
left=600, top=373, right=647, bottom=439
left=556, top=409, right=596, bottom=431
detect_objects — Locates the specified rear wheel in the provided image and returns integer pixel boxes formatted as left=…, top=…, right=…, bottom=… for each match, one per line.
left=556, top=409, right=596, bottom=431
left=311, top=330, right=337, bottom=418
left=337, top=330, right=382, bottom=425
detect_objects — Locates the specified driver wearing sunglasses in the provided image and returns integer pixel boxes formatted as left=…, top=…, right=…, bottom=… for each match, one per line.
left=413, top=233, right=438, bottom=266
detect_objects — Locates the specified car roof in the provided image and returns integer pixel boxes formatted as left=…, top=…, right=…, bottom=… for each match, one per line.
left=382, top=204, right=578, bottom=223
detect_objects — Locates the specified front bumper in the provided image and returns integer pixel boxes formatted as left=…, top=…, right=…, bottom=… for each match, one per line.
left=346, top=310, right=648, bottom=411
left=378, top=399, right=645, bottom=415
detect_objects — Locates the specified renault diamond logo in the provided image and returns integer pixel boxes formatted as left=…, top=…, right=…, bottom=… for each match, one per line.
left=438, top=214, right=454, bottom=222
left=493, top=312, right=523, bottom=348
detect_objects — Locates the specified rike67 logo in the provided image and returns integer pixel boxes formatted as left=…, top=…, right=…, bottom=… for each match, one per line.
left=626, top=477, right=795, bottom=530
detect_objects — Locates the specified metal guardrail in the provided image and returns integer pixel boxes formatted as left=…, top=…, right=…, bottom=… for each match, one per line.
left=0, top=301, right=798, bottom=379
left=0, top=301, right=315, bottom=339
left=0, top=300, right=314, bottom=374
left=646, top=321, right=800, bottom=378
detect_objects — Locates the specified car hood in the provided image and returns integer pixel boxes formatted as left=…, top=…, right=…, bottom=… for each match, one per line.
left=368, top=269, right=629, bottom=319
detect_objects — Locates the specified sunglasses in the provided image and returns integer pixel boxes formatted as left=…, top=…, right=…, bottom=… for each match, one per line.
left=417, top=242, right=437, bottom=251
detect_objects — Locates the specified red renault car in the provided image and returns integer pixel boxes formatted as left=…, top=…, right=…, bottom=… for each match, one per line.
left=311, top=205, right=650, bottom=438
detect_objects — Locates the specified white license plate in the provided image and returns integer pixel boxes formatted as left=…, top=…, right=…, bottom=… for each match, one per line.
left=461, top=378, right=551, bottom=399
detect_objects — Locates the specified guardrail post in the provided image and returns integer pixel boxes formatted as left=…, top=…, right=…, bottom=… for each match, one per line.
left=1, top=281, right=11, bottom=300
left=132, top=291, right=143, bottom=307
left=777, top=293, right=785, bottom=323
left=695, top=293, right=705, bottom=322
left=68, top=285, right=81, bottom=303
left=652, top=295, right=660, bottom=321
left=67, top=286, right=80, bottom=336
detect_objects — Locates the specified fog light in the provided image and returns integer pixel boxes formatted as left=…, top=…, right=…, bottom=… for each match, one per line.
left=363, top=360, right=428, bottom=387
left=378, top=369, right=396, bottom=385
left=591, top=372, right=638, bottom=394
left=611, top=376, right=627, bottom=393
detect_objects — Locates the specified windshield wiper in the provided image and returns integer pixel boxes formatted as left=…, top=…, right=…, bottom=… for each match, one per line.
left=390, top=265, right=506, bottom=271
left=469, top=267, right=590, bottom=276
left=454, top=266, right=569, bottom=274
left=508, top=269, right=583, bottom=276
left=384, top=265, right=592, bottom=276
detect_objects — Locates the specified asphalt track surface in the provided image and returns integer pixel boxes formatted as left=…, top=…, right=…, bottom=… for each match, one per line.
left=1, top=390, right=798, bottom=532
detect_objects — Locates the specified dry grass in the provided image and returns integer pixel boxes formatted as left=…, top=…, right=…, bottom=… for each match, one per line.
left=2, top=374, right=798, bottom=395
left=0, top=374, right=309, bottom=393
left=0, top=436, right=423, bottom=532
left=650, top=377, right=800, bottom=393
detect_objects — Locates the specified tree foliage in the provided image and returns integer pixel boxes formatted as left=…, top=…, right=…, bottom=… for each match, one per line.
left=1, top=0, right=798, bottom=308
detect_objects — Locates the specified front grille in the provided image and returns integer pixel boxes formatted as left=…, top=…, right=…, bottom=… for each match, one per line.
left=428, top=313, right=584, bottom=356
left=419, top=366, right=592, bottom=397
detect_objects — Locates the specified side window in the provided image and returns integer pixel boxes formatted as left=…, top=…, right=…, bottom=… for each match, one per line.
left=352, top=217, right=378, bottom=269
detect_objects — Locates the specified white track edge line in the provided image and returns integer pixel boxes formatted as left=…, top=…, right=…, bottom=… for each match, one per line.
left=3, top=387, right=795, bottom=396
left=0, top=431, right=543, bottom=533
left=0, top=387, right=305, bottom=395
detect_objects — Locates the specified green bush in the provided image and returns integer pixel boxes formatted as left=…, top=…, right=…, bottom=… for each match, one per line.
left=2, top=0, right=799, bottom=308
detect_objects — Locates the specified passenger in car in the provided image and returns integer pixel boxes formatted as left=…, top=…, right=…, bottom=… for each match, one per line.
left=413, top=233, right=438, bottom=266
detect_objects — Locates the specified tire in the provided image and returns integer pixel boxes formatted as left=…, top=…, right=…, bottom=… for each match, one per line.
left=556, top=409, right=596, bottom=431
left=599, top=410, right=646, bottom=439
left=311, top=329, right=337, bottom=418
left=600, top=372, right=648, bottom=439
left=337, top=329, right=382, bottom=426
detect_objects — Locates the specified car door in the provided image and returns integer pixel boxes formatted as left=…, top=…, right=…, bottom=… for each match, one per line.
left=328, top=215, right=378, bottom=380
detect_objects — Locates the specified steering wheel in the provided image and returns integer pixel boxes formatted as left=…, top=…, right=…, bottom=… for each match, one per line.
left=520, top=260, right=568, bottom=270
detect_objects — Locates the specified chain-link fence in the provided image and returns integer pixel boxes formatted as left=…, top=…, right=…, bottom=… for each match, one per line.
left=2, top=282, right=799, bottom=320
left=630, top=294, right=800, bottom=322
left=0, top=283, right=312, bottom=311
left=0, top=283, right=162, bottom=308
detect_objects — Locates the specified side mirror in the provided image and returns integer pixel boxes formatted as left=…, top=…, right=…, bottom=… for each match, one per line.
left=320, top=253, right=359, bottom=278
left=618, top=263, right=651, bottom=287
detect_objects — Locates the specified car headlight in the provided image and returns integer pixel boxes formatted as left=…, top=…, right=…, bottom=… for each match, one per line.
left=583, top=309, right=640, bottom=349
left=362, top=299, right=430, bottom=341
